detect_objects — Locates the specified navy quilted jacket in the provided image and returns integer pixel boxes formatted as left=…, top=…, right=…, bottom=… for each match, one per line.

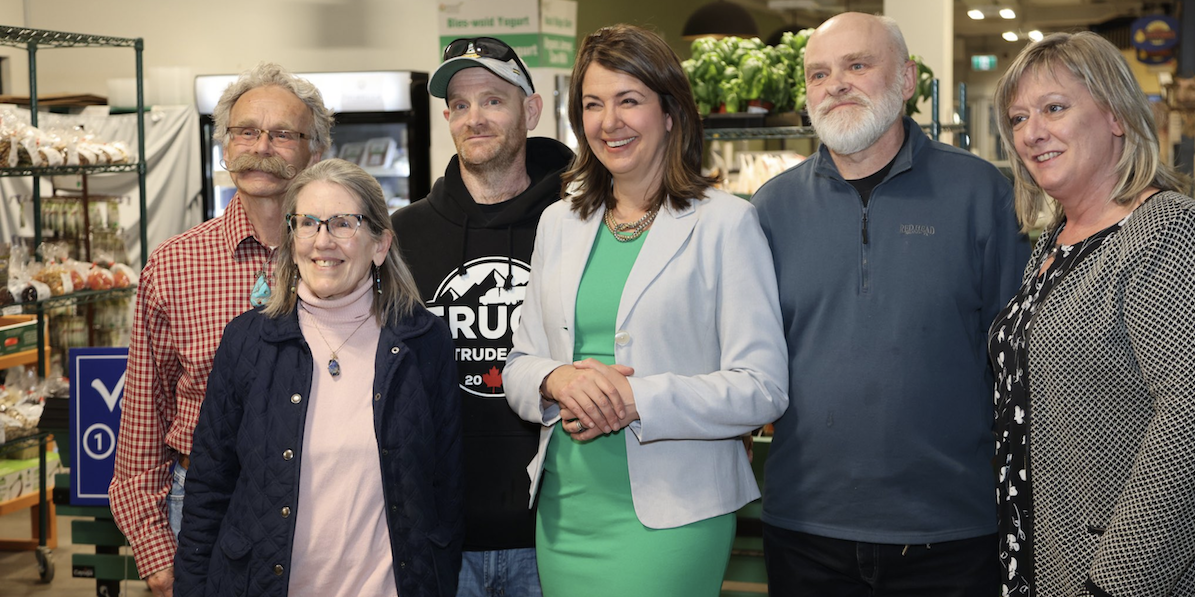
left=174, top=304, right=463, bottom=597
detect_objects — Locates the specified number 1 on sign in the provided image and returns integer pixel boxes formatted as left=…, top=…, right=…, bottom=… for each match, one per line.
left=81, top=423, right=116, bottom=460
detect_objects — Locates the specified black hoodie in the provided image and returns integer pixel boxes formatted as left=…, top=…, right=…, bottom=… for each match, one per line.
left=391, top=136, right=573, bottom=551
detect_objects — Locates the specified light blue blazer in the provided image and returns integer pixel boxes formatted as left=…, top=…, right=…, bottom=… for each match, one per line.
left=505, top=187, right=789, bottom=529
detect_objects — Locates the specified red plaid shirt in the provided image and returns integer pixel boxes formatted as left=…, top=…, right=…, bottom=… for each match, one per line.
left=109, top=195, right=276, bottom=578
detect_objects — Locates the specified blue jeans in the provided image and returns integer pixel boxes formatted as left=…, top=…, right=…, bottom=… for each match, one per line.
left=763, top=524, right=998, bottom=597
left=457, top=548, right=542, bottom=597
left=166, top=461, right=187, bottom=538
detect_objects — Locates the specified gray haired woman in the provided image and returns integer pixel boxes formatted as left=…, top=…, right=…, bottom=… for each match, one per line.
left=176, top=159, right=463, bottom=597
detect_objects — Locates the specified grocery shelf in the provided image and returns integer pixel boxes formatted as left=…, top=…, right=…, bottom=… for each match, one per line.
left=0, top=27, right=139, bottom=49
left=0, top=163, right=139, bottom=178
left=0, top=26, right=143, bottom=587
left=0, top=432, right=57, bottom=579
left=0, top=25, right=147, bottom=270
left=19, top=286, right=136, bottom=312
left=0, top=345, right=50, bottom=374
left=706, top=126, right=816, bottom=141
left=703, top=81, right=970, bottom=149
left=704, top=122, right=966, bottom=142
left=0, top=24, right=147, bottom=381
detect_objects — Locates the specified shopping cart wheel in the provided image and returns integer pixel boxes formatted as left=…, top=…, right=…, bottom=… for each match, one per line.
left=36, top=546, right=54, bottom=583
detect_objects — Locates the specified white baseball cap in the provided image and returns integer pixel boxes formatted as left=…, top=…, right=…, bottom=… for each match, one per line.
left=429, top=37, right=536, bottom=98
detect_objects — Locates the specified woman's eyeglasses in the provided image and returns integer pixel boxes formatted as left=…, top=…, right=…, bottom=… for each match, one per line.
left=287, top=214, right=366, bottom=239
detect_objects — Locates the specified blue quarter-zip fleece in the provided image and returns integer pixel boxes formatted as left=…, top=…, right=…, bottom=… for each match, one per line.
left=754, top=117, right=1028, bottom=543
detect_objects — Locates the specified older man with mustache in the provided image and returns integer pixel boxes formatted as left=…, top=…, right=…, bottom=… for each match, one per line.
left=109, top=63, right=332, bottom=597
left=752, top=13, right=1027, bottom=596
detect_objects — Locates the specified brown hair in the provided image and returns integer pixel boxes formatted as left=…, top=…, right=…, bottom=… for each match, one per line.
left=994, top=32, right=1190, bottom=231
left=264, top=159, right=422, bottom=324
left=563, top=24, right=718, bottom=219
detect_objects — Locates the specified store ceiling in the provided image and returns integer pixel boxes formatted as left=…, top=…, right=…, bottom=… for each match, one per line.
left=752, top=0, right=1156, bottom=40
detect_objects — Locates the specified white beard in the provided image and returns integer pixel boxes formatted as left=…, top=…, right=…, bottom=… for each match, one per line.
left=810, top=77, right=906, bottom=156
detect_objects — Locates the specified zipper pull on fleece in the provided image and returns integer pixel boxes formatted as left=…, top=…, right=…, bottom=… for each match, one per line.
left=861, top=211, right=870, bottom=245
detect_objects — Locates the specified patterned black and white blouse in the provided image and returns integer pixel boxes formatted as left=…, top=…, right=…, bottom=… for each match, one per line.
left=988, top=214, right=1128, bottom=596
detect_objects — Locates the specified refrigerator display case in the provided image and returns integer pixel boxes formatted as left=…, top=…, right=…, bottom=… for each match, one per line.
left=195, top=70, right=430, bottom=219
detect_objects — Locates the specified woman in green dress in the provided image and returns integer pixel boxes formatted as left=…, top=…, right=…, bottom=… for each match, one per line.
left=504, top=24, right=789, bottom=597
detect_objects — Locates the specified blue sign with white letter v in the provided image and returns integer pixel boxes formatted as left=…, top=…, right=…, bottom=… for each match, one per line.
left=69, top=347, right=129, bottom=506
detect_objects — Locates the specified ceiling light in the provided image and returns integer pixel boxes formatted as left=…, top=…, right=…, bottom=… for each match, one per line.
left=967, top=9, right=985, bottom=20
left=1002, top=31, right=1019, bottom=42
left=999, top=8, right=1016, bottom=19
left=1028, top=30, right=1043, bottom=42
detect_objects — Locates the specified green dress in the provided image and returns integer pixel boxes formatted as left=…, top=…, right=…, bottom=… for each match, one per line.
left=535, top=227, right=735, bottom=597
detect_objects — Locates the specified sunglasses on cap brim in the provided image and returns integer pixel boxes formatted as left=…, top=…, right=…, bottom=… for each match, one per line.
left=442, top=37, right=536, bottom=92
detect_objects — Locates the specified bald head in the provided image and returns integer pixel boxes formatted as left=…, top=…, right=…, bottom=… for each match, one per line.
left=809, top=12, right=909, bottom=67
left=802, top=11, right=916, bottom=166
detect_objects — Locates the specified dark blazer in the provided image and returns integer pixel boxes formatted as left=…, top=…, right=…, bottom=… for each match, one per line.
left=174, top=304, right=462, bottom=597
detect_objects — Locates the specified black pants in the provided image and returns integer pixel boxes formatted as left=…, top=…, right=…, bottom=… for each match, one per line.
left=762, top=524, right=999, bottom=597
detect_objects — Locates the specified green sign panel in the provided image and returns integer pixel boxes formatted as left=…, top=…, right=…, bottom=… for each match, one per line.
left=437, top=0, right=577, bottom=70
left=437, top=33, right=575, bottom=69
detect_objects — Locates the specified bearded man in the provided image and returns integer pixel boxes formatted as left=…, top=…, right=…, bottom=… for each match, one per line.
left=752, top=13, right=1027, bottom=596
left=109, top=63, right=332, bottom=597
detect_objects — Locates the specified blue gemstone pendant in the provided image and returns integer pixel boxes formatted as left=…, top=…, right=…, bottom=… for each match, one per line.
left=249, top=273, right=271, bottom=307
left=328, top=357, right=341, bottom=377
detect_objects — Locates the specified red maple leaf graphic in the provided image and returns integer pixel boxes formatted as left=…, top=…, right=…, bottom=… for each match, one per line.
left=482, top=367, right=503, bottom=393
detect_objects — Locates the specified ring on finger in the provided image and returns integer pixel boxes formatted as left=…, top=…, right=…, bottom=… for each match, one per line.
left=574, top=419, right=586, bottom=433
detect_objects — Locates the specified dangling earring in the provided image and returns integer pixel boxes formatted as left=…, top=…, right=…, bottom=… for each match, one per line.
left=290, top=270, right=299, bottom=293
left=373, top=263, right=382, bottom=294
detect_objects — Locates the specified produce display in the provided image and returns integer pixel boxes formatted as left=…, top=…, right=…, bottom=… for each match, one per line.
left=682, top=32, right=936, bottom=117
left=683, top=31, right=811, bottom=115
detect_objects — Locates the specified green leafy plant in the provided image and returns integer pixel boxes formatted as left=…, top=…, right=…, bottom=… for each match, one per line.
left=683, top=31, right=933, bottom=118
left=906, top=55, right=935, bottom=116
left=683, top=31, right=814, bottom=115
left=777, top=29, right=813, bottom=112
left=682, top=37, right=730, bottom=115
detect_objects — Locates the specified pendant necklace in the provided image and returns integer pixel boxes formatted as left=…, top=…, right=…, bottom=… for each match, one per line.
left=249, top=249, right=275, bottom=307
left=306, top=314, right=370, bottom=378
left=604, top=206, right=659, bottom=242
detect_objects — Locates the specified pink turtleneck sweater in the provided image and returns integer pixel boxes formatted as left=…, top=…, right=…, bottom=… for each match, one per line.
left=288, top=277, right=396, bottom=597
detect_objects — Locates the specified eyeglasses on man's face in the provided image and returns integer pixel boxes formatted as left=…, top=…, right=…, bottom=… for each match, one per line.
left=287, top=213, right=367, bottom=239
left=229, top=126, right=310, bottom=148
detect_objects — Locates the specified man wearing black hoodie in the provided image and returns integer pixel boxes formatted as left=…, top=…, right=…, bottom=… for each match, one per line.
left=391, top=37, right=572, bottom=597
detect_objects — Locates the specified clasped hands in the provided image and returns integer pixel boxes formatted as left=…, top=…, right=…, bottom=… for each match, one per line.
left=543, top=358, right=639, bottom=441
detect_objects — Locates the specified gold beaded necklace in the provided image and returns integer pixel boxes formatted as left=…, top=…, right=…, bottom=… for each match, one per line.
left=604, top=206, right=659, bottom=242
